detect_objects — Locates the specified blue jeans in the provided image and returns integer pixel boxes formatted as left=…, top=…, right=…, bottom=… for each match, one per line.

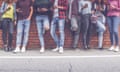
left=16, top=19, right=30, bottom=47
left=107, top=16, right=120, bottom=46
left=96, top=21, right=106, bottom=48
left=36, top=15, right=49, bottom=47
left=50, top=17, right=65, bottom=48
left=2, top=18, right=13, bottom=47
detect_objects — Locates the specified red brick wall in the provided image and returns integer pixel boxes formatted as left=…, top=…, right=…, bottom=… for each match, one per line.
left=0, top=18, right=112, bottom=49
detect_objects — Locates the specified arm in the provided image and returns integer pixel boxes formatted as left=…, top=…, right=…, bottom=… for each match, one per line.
left=0, top=2, right=6, bottom=13
left=27, top=6, right=33, bottom=20
left=102, top=14, right=106, bottom=24
left=27, top=0, right=33, bottom=20
left=78, top=1, right=82, bottom=13
left=58, top=0, right=68, bottom=10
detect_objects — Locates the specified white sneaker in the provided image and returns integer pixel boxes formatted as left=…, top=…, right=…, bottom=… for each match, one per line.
left=52, top=47, right=59, bottom=52
left=109, top=46, right=114, bottom=51
left=40, top=48, right=45, bottom=53
left=13, top=47, right=20, bottom=53
left=21, top=47, right=26, bottom=53
left=59, top=47, right=63, bottom=54
left=114, top=46, right=119, bottom=52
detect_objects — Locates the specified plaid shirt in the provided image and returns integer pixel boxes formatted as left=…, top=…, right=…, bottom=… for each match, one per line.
left=51, top=0, right=68, bottom=19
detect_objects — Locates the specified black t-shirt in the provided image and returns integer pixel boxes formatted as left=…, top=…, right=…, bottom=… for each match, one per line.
left=33, top=0, right=52, bottom=16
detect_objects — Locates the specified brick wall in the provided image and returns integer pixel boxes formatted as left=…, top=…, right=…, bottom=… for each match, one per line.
left=0, top=17, right=113, bottom=49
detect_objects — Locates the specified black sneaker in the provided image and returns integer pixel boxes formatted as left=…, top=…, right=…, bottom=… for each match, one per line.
left=3, top=45, right=9, bottom=52
left=98, top=48, right=104, bottom=50
left=8, top=47, right=13, bottom=51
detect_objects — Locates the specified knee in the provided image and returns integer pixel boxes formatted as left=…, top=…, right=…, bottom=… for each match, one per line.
left=71, top=26, right=78, bottom=31
left=114, top=30, right=119, bottom=35
left=59, top=30, right=64, bottom=34
left=102, top=26, right=106, bottom=32
left=50, top=29, right=54, bottom=36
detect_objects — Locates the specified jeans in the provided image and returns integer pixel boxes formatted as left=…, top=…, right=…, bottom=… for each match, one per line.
left=50, top=17, right=65, bottom=48
left=36, top=15, right=49, bottom=47
left=2, top=18, right=13, bottom=47
left=81, top=14, right=91, bottom=48
left=71, top=16, right=81, bottom=48
left=16, top=19, right=30, bottom=47
left=96, top=20, right=106, bottom=48
left=107, top=16, right=120, bottom=46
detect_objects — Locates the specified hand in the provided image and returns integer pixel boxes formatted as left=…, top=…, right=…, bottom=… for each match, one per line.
left=16, top=8, right=22, bottom=13
left=27, top=17, right=31, bottom=20
left=44, top=25, right=49, bottom=31
left=53, top=5, right=58, bottom=9
left=82, top=4, right=88, bottom=10
left=14, top=20, right=17, bottom=26
left=40, top=8, right=48, bottom=12
left=110, top=4, right=116, bottom=9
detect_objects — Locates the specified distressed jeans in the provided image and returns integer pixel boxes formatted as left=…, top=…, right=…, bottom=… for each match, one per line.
left=50, top=17, right=65, bottom=48
left=96, top=21, right=106, bottom=48
left=36, top=15, right=49, bottom=47
left=16, top=19, right=30, bottom=47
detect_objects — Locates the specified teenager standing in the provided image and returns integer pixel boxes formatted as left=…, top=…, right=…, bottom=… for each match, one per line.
left=13, top=0, right=33, bottom=53
left=50, top=0, right=68, bottom=53
left=34, top=0, right=52, bottom=53
left=107, top=0, right=120, bottom=52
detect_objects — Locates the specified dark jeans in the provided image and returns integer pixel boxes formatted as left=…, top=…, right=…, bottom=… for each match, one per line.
left=2, top=18, right=13, bottom=48
left=81, top=14, right=91, bottom=48
left=70, top=16, right=81, bottom=48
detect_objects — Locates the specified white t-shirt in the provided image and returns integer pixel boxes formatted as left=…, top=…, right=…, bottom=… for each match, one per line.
left=53, top=0, right=59, bottom=17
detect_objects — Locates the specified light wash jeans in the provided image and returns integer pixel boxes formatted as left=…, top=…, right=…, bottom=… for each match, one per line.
left=107, top=16, right=120, bottom=46
left=50, top=17, right=65, bottom=48
left=96, top=20, right=106, bottom=48
left=16, top=19, right=30, bottom=47
left=36, top=15, right=49, bottom=47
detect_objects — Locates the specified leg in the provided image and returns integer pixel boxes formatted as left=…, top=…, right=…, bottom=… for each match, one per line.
left=50, top=18, right=59, bottom=47
left=58, top=19, right=65, bottom=53
left=96, top=21, right=106, bottom=48
left=113, top=16, right=120, bottom=46
left=82, top=14, right=90, bottom=49
left=14, top=20, right=24, bottom=52
left=8, top=19, right=14, bottom=50
left=22, top=20, right=30, bottom=47
left=36, top=16, right=45, bottom=48
left=43, top=16, right=50, bottom=31
left=107, top=16, right=115, bottom=51
left=71, top=16, right=80, bottom=48
left=113, top=16, right=120, bottom=52
left=98, top=32, right=104, bottom=48
left=96, top=21, right=106, bottom=32
left=2, top=19, right=8, bottom=51
left=58, top=19, right=65, bottom=48
left=107, top=16, right=114, bottom=46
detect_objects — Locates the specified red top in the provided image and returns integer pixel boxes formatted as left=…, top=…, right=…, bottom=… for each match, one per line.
left=51, top=0, right=68, bottom=19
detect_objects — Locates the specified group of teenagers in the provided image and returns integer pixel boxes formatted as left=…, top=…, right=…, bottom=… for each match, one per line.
left=0, top=0, right=120, bottom=54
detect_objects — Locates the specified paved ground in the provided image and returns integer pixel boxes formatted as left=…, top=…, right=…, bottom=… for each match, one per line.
left=0, top=48, right=120, bottom=56
left=0, top=48, right=120, bottom=72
